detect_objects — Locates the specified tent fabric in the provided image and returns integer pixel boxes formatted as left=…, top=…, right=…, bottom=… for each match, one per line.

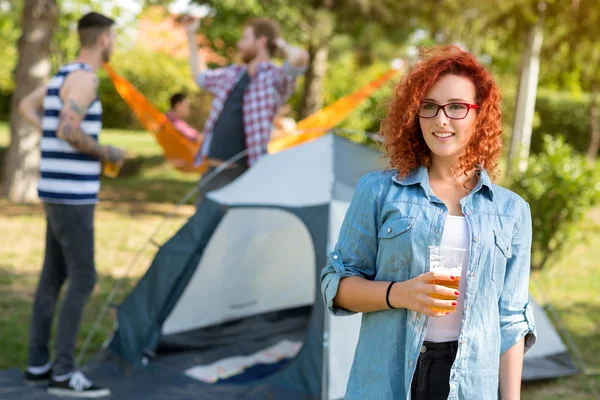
left=208, top=135, right=386, bottom=208
left=522, top=300, right=579, bottom=380
left=162, top=207, right=317, bottom=335
left=107, top=200, right=225, bottom=362
left=106, top=189, right=330, bottom=397
left=0, top=133, right=578, bottom=399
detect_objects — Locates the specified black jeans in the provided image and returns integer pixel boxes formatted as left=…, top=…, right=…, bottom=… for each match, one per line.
left=195, top=165, right=247, bottom=208
left=410, top=341, right=458, bottom=400
left=28, top=203, right=96, bottom=377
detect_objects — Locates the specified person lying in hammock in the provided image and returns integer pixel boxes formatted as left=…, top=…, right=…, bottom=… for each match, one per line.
left=166, top=92, right=203, bottom=144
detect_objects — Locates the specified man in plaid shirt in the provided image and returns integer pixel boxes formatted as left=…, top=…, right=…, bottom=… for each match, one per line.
left=183, top=16, right=308, bottom=207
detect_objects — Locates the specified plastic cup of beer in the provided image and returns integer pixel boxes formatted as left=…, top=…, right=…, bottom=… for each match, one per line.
left=428, top=246, right=467, bottom=313
left=103, top=160, right=122, bottom=178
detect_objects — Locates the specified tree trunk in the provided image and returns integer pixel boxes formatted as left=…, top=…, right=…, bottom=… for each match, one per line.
left=298, top=6, right=334, bottom=120
left=2, top=0, right=58, bottom=203
left=587, top=83, right=600, bottom=162
left=299, top=39, right=329, bottom=120
left=505, top=47, right=525, bottom=177
left=508, top=3, right=545, bottom=176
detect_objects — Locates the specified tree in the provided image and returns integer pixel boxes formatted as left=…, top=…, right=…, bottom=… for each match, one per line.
left=534, top=0, right=600, bottom=161
left=298, top=3, right=334, bottom=119
left=510, top=2, right=546, bottom=175
left=0, top=1, right=22, bottom=93
left=509, top=135, right=600, bottom=271
left=3, top=0, right=58, bottom=203
left=0, top=1, right=24, bottom=120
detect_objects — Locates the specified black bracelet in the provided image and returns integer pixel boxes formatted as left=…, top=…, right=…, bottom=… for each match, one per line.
left=386, top=281, right=397, bottom=309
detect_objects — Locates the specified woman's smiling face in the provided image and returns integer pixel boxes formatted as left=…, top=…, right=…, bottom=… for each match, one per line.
left=418, top=74, right=478, bottom=161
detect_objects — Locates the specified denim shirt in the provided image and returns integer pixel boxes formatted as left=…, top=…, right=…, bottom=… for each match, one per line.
left=320, top=166, right=537, bottom=400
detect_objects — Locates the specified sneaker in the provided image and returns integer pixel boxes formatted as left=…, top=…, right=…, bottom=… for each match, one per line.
left=24, top=368, right=52, bottom=384
left=47, top=371, right=111, bottom=398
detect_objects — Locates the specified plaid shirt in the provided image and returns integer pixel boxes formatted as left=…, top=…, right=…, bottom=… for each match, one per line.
left=196, top=61, right=305, bottom=166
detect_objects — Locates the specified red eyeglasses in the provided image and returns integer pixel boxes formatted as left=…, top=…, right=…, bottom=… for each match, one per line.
left=418, top=102, right=479, bottom=120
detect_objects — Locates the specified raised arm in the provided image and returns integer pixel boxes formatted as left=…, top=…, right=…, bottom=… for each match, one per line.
left=57, top=70, right=124, bottom=162
left=18, top=85, right=47, bottom=131
left=268, top=38, right=309, bottom=99
left=183, top=16, right=207, bottom=81
left=275, top=38, right=309, bottom=69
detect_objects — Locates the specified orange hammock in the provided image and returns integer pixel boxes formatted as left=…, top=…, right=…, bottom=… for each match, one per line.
left=267, top=68, right=399, bottom=153
left=103, top=64, right=204, bottom=173
left=103, top=64, right=399, bottom=172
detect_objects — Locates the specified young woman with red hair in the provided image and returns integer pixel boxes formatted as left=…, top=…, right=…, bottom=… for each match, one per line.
left=321, top=45, right=536, bottom=399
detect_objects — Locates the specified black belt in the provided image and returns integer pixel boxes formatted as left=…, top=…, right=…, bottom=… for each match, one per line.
left=420, top=341, right=459, bottom=353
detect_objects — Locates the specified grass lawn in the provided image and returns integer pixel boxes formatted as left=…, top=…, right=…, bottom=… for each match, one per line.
left=1, top=122, right=599, bottom=399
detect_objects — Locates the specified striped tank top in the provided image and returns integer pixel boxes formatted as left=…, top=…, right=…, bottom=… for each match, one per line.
left=38, top=63, right=103, bottom=204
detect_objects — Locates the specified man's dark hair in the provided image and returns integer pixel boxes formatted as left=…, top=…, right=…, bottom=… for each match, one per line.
left=77, top=12, right=115, bottom=47
left=170, top=93, right=187, bottom=109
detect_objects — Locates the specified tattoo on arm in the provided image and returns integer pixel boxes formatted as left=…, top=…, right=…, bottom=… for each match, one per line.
left=68, top=100, right=87, bottom=117
left=57, top=105, right=106, bottom=160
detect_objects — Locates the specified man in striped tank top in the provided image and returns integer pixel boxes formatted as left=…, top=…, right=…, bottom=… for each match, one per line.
left=18, top=12, right=125, bottom=397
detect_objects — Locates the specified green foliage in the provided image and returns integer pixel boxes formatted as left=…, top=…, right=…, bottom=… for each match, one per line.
left=0, top=1, right=21, bottom=93
left=0, top=0, right=22, bottom=120
left=532, top=90, right=592, bottom=154
left=540, top=0, right=600, bottom=92
left=1, top=0, right=598, bottom=141
left=509, top=135, right=600, bottom=270
left=323, top=48, right=393, bottom=134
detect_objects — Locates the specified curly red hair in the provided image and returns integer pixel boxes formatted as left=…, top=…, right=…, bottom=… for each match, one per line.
left=380, top=45, right=503, bottom=181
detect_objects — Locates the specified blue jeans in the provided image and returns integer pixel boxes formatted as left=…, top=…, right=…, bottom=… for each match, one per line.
left=410, top=341, right=458, bottom=400
left=28, top=203, right=96, bottom=377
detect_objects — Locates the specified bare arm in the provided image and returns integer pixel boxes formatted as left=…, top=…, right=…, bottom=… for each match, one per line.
left=333, top=277, right=395, bottom=312
left=276, top=38, right=309, bottom=68
left=499, top=338, right=525, bottom=400
left=57, top=71, right=123, bottom=162
left=333, top=271, right=459, bottom=316
left=183, top=17, right=207, bottom=80
left=18, top=85, right=47, bottom=131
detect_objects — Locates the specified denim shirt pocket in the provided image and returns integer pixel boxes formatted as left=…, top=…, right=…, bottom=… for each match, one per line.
left=377, top=217, right=415, bottom=273
left=492, top=229, right=512, bottom=285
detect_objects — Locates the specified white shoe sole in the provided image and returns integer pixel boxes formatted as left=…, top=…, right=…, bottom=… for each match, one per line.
left=47, top=387, right=111, bottom=398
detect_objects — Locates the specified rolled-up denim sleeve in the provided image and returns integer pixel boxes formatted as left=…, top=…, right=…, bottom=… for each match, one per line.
left=320, top=173, right=382, bottom=316
left=499, top=203, right=537, bottom=354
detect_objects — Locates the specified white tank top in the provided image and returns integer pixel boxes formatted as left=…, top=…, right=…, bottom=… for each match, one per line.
left=424, top=215, right=470, bottom=342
